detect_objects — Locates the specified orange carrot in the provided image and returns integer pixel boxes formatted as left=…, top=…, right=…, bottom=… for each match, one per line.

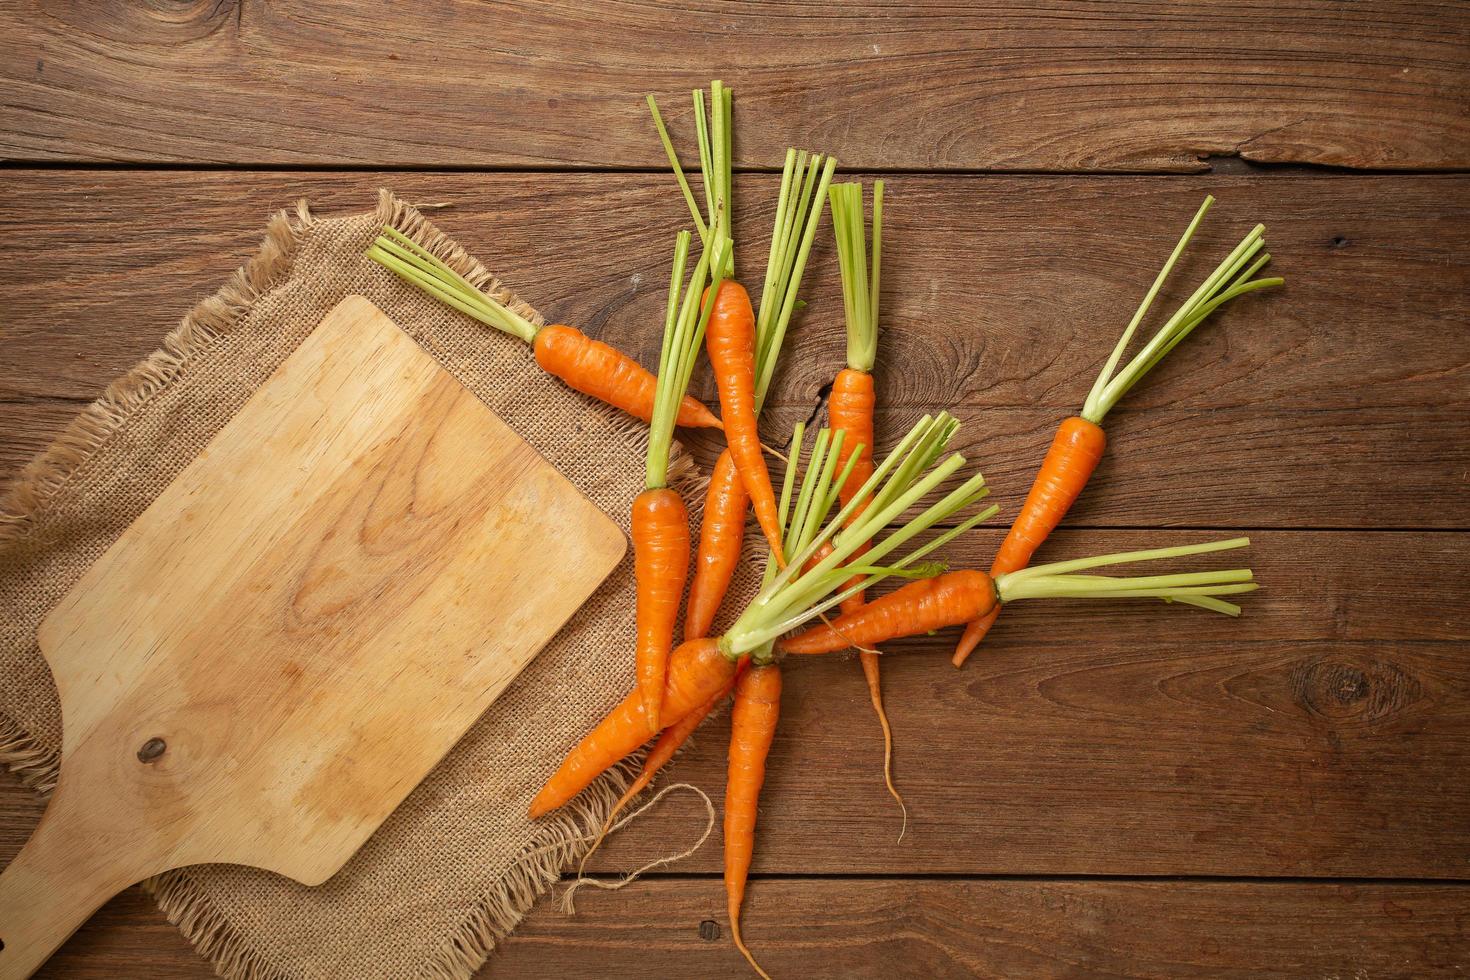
left=952, top=197, right=1283, bottom=667
left=652, top=88, right=835, bottom=633
left=725, top=663, right=781, bottom=980
left=707, top=280, right=783, bottom=561
left=534, top=324, right=722, bottom=430
left=632, top=487, right=691, bottom=732
left=529, top=637, right=738, bottom=819
left=779, top=570, right=998, bottom=655
left=576, top=671, right=742, bottom=874
left=829, top=368, right=876, bottom=516
left=950, top=416, right=1104, bottom=664
left=685, top=449, right=750, bottom=641
left=366, top=228, right=722, bottom=431
left=826, top=181, right=902, bottom=817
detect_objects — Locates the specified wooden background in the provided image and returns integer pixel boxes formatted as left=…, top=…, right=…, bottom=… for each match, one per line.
left=2, top=1, right=1467, bottom=976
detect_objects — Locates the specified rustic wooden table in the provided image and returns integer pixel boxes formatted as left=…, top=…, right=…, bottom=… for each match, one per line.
left=2, top=2, right=1468, bottom=977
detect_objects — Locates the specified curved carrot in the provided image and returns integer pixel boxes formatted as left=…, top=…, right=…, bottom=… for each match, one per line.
left=950, top=416, right=1105, bottom=666
left=685, top=449, right=751, bottom=641
left=632, top=487, right=692, bottom=733
left=530, top=638, right=737, bottom=818
left=533, top=323, right=722, bottom=430
left=706, top=282, right=783, bottom=561
left=952, top=199, right=1283, bottom=666
left=726, top=663, right=781, bottom=980
left=779, top=570, right=997, bottom=655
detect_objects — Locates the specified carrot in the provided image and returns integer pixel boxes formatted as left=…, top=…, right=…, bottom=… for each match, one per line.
left=950, top=416, right=1104, bottom=663
left=826, top=180, right=907, bottom=815
left=785, top=535, right=1262, bottom=656
left=707, top=279, right=784, bottom=561
left=529, top=637, right=738, bottom=819
left=685, top=449, right=749, bottom=641
left=952, top=197, right=1284, bottom=667
left=366, top=227, right=722, bottom=431
left=631, top=232, right=727, bottom=731
left=632, top=487, right=690, bottom=732
left=533, top=324, right=721, bottom=430
left=651, top=86, right=837, bottom=613
left=780, top=570, right=997, bottom=654
left=725, top=663, right=781, bottom=980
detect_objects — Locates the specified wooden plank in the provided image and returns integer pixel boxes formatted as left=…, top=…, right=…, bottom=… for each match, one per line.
left=496, top=878, right=1470, bottom=978
left=2, top=170, right=1466, bottom=527
left=1, top=2, right=1466, bottom=170
left=3, top=172, right=1467, bottom=411
left=9, top=870, right=1467, bottom=978
left=25, top=857, right=1462, bottom=980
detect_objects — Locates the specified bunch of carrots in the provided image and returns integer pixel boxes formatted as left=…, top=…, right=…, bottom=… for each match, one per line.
left=370, top=81, right=1283, bottom=978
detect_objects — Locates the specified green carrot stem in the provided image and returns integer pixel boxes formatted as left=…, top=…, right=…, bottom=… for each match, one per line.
left=646, top=95, right=708, bottom=242
left=1080, top=199, right=1283, bottom=425
left=828, top=180, right=883, bottom=373
left=366, top=229, right=541, bottom=343
left=1000, top=537, right=1251, bottom=583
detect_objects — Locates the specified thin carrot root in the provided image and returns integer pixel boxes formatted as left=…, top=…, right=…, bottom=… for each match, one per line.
left=730, top=913, right=773, bottom=980
left=860, top=651, right=907, bottom=842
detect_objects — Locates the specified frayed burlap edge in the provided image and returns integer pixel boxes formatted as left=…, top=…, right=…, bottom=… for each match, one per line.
left=0, top=200, right=314, bottom=550
left=0, top=190, right=713, bottom=980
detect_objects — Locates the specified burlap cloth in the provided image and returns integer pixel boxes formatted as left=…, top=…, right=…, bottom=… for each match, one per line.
left=0, top=191, right=755, bottom=978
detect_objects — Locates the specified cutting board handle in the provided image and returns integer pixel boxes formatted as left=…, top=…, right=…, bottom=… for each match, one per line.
left=0, top=785, right=143, bottom=979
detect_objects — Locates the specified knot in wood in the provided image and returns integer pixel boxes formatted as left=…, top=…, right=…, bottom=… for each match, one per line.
left=1289, top=657, right=1421, bottom=725
left=137, top=737, right=167, bottom=763
left=698, top=919, right=721, bottom=942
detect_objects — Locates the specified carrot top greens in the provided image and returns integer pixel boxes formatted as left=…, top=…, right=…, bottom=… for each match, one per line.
left=646, top=232, right=732, bottom=489
left=366, top=227, right=539, bottom=344
left=723, top=414, right=995, bottom=660
left=828, top=180, right=883, bottom=374
left=1081, top=196, right=1284, bottom=425
left=649, top=81, right=835, bottom=412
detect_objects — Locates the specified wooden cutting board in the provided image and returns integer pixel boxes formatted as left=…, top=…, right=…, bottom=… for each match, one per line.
left=0, top=295, right=626, bottom=977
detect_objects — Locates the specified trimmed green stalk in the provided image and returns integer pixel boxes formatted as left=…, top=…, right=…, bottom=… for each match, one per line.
left=1079, top=197, right=1284, bottom=425
left=367, top=228, right=539, bottom=344
left=648, top=232, right=719, bottom=488
left=828, top=180, right=882, bottom=373
left=995, top=538, right=1258, bottom=615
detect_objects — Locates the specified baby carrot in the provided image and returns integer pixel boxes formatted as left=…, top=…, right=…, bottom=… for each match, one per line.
left=366, top=227, right=721, bottom=430
left=725, top=663, right=781, bottom=980
left=827, top=179, right=903, bottom=814
left=650, top=85, right=835, bottom=622
left=952, top=197, right=1283, bottom=666
left=633, top=233, right=728, bottom=731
